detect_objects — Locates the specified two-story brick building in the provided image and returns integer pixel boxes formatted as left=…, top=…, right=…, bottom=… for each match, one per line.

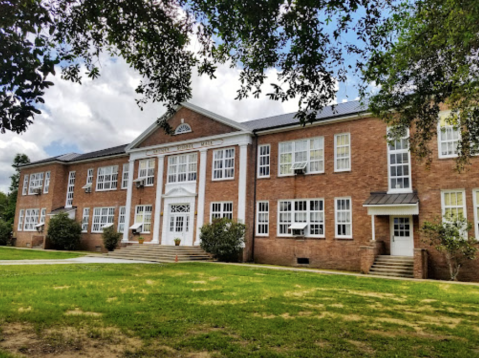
left=13, top=101, right=479, bottom=281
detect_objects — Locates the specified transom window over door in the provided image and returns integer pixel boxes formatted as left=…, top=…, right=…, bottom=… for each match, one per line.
left=213, top=148, right=235, bottom=180
left=278, top=138, right=324, bottom=176
left=169, top=204, right=190, bottom=233
left=388, top=129, right=412, bottom=193
left=168, top=153, right=197, bottom=183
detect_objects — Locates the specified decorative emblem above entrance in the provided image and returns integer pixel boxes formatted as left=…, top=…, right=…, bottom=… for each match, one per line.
left=175, top=121, right=192, bottom=135
left=163, top=187, right=197, bottom=198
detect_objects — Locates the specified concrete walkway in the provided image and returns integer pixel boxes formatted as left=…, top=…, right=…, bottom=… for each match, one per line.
left=0, top=256, right=157, bottom=265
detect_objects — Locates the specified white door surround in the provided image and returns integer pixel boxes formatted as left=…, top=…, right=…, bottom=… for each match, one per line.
left=161, top=194, right=196, bottom=246
left=390, top=216, right=414, bottom=257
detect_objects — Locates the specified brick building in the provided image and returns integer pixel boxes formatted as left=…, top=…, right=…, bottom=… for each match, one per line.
left=13, top=101, right=479, bottom=281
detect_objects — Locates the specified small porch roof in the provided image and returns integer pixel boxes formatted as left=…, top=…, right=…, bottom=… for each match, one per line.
left=363, top=192, right=419, bottom=215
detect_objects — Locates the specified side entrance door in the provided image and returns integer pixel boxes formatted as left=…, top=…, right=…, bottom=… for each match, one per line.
left=390, top=216, right=414, bottom=257
left=166, top=203, right=193, bottom=246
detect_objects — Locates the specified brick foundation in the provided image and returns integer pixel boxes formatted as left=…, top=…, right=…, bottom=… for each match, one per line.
left=360, top=240, right=384, bottom=274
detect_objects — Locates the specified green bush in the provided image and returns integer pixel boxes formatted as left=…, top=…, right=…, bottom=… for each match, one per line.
left=47, top=212, right=82, bottom=250
left=102, top=226, right=121, bottom=251
left=200, top=218, right=246, bottom=261
left=0, top=220, right=12, bottom=246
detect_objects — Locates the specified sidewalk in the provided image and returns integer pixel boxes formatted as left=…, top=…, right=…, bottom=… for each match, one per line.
left=0, top=256, right=157, bottom=265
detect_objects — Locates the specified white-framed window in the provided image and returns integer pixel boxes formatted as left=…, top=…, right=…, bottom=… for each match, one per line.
left=211, top=202, right=233, bottom=221
left=335, top=197, right=352, bottom=239
left=278, top=137, right=324, bottom=176
left=334, top=133, right=351, bottom=172
left=168, top=153, right=197, bottom=183
left=39, top=208, right=46, bottom=224
left=213, top=148, right=235, bottom=180
left=175, top=123, right=192, bottom=134
left=473, top=190, right=479, bottom=238
left=138, top=159, right=155, bottom=186
left=96, top=166, right=118, bottom=191
left=121, top=163, right=129, bottom=189
left=441, top=190, right=466, bottom=220
left=256, top=201, right=269, bottom=236
left=43, top=171, right=50, bottom=194
left=23, top=208, right=40, bottom=231
left=118, top=206, right=126, bottom=233
left=438, top=110, right=460, bottom=158
left=28, top=172, right=44, bottom=195
left=135, top=205, right=152, bottom=233
left=92, top=207, right=115, bottom=233
left=258, top=144, right=271, bottom=178
left=86, top=168, right=93, bottom=185
left=22, top=175, right=29, bottom=196
left=277, top=199, right=324, bottom=237
left=18, top=209, right=25, bottom=231
left=388, top=129, right=412, bottom=193
left=65, top=171, right=76, bottom=207
left=82, top=208, right=90, bottom=233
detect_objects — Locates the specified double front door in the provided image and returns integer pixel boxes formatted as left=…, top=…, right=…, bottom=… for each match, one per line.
left=390, top=216, right=414, bottom=257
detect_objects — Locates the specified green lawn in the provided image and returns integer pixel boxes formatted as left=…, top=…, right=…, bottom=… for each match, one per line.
left=0, top=247, right=84, bottom=261
left=1, top=263, right=479, bottom=357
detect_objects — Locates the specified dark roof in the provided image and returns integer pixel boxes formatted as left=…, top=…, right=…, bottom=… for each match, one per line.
left=243, top=100, right=368, bottom=131
left=363, top=192, right=419, bottom=206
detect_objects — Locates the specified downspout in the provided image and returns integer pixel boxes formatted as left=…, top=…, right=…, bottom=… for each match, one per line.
left=251, top=132, right=258, bottom=262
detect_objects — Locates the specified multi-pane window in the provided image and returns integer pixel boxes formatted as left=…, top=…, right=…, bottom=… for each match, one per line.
left=258, top=145, right=271, bottom=178
left=211, top=202, right=233, bottom=221
left=168, top=153, right=197, bottom=183
left=213, top=148, right=235, bottom=180
left=139, top=159, right=155, bottom=186
left=65, top=171, right=76, bottom=207
left=39, top=208, right=46, bottom=224
left=334, top=133, right=351, bottom=172
left=278, top=138, right=324, bottom=176
left=96, top=166, right=118, bottom=191
left=28, top=173, right=44, bottom=194
left=118, top=206, right=126, bottom=233
left=175, top=123, right=192, bottom=134
left=277, top=199, right=324, bottom=237
left=135, top=205, right=153, bottom=233
left=438, top=111, right=460, bottom=158
left=18, top=209, right=25, bottom=231
left=441, top=190, right=466, bottom=221
left=86, top=168, right=93, bottom=185
left=82, top=208, right=90, bottom=232
left=169, top=204, right=190, bottom=233
left=43, top=172, right=50, bottom=194
left=22, top=175, right=28, bottom=196
left=23, top=208, right=40, bottom=231
left=121, top=163, right=129, bottom=189
left=92, top=207, right=115, bottom=233
left=335, top=197, right=352, bottom=238
left=256, top=201, right=269, bottom=236
left=474, top=190, right=479, bottom=238
left=388, top=130, right=411, bottom=192
left=393, top=217, right=410, bottom=237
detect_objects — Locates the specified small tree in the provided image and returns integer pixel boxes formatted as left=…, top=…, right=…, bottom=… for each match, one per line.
left=47, top=213, right=82, bottom=250
left=0, top=220, right=12, bottom=246
left=200, top=218, right=246, bottom=262
left=102, top=226, right=121, bottom=251
left=422, top=214, right=478, bottom=281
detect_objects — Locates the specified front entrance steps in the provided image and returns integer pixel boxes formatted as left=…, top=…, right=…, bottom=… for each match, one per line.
left=369, top=255, right=414, bottom=278
left=108, top=245, right=213, bottom=263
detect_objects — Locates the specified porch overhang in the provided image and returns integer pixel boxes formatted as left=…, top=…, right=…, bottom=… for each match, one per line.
left=363, top=192, right=419, bottom=216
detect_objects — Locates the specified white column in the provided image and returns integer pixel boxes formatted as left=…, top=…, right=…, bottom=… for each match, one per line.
left=237, top=144, right=248, bottom=223
left=122, top=159, right=135, bottom=243
left=152, top=155, right=165, bottom=244
left=195, top=149, right=208, bottom=245
left=371, top=215, right=376, bottom=241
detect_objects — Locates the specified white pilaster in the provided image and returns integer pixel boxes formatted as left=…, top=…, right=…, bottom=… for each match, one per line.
left=195, top=149, right=208, bottom=245
left=237, top=144, right=248, bottom=223
left=371, top=215, right=376, bottom=241
left=122, top=159, right=135, bottom=243
left=152, top=155, right=165, bottom=244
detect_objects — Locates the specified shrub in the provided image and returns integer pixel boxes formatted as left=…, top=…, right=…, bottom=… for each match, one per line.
left=102, top=226, right=121, bottom=251
left=200, top=218, right=246, bottom=261
left=0, top=220, right=12, bottom=246
left=47, top=212, right=82, bottom=250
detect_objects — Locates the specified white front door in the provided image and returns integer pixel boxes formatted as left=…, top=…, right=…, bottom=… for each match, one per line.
left=166, top=203, right=193, bottom=246
left=390, top=216, right=414, bottom=256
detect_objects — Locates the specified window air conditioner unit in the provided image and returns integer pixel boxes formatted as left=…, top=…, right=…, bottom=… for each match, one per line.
left=32, top=188, right=42, bottom=195
left=82, top=183, right=92, bottom=193
left=291, top=162, right=307, bottom=175
left=129, top=222, right=143, bottom=235
left=133, top=178, right=145, bottom=189
left=35, top=223, right=45, bottom=233
left=289, top=223, right=307, bottom=237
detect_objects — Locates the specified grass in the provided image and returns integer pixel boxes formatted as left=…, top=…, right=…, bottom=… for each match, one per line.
left=0, top=263, right=479, bottom=357
left=0, top=247, right=85, bottom=260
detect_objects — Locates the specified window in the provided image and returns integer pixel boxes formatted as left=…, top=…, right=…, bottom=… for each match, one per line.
left=256, top=201, right=269, bottom=236
left=441, top=190, right=466, bottom=221
left=23, top=208, right=40, bottom=231
left=169, top=204, right=191, bottom=233
left=121, top=163, right=129, bottom=189
left=96, top=166, right=118, bottom=191
left=278, top=138, right=324, bottom=176
left=82, top=208, right=90, bottom=232
left=277, top=199, right=324, bottom=237
left=28, top=172, right=44, bottom=194
left=135, top=205, right=152, bottom=233
left=213, top=148, right=235, bottom=180
left=335, top=197, right=352, bottom=238
left=65, top=171, right=76, bottom=207
left=86, top=168, right=93, bottom=185
left=138, top=159, right=155, bottom=186
left=168, top=153, right=197, bottom=183
left=22, top=175, right=28, bottom=196
left=39, top=208, right=46, bottom=224
left=388, top=129, right=412, bottom=193
left=175, top=123, right=192, bottom=134
left=258, top=145, right=271, bottom=178
left=92, top=207, right=115, bottom=233
left=334, top=133, right=351, bottom=172
left=473, top=190, right=479, bottom=238
left=18, top=209, right=24, bottom=231
left=438, top=110, right=460, bottom=158
left=118, top=206, right=126, bottom=233
left=211, top=202, right=233, bottom=221
left=43, top=171, right=50, bottom=194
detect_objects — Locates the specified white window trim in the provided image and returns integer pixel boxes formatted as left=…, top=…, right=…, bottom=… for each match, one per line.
left=138, top=159, right=155, bottom=186
left=210, top=202, right=234, bottom=222
left=43, top=171, right=50, bottom=194
left=121, top=163, right=129, bottom=189
left=118, top=206, right=126, bottom=233
left=277, top=198, right=325, bottom=238
left=167, top=153, right=198, bottom=184
left=334, top=133, right=351, bottom=172
left=437, top=110, right=460, bottom=159
left=23, top=208, right=40, bottom=231
left=212, top=147, right=235, bottom=181
left=277, top=137, right=325, bottom=177
left=28, top=172, right=44, bottom=195
left=334, top=197, right=353, bottom=239
left=258, top=144, right=271, bottom=178
left=86, top=168, right=94, bottom=185
left=22, top=175, right=29, bottom=196
left=96, top=165, right=119, bottom=191
left=387, top=128, right=413, bottom=194
left=65, top=171, right=76, bottom=208
left=91, top=207, right=115, bottom=233
left=441, top=189, right=467, bottom=220
left=175, top=123, right=192, bottom=135
left=473, top=189, right=479, bottom=238
left=82, top=208, right=90, bottom=233
left=40, top=208, right=46, bottom=224
left=134, top=205, right=153, bottom=233
left=18, top=209, right=25, bottom=231
left=256, top=201, right=269, bottom=236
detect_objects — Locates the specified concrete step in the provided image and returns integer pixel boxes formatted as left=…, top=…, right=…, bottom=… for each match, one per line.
left=369, top=255, right=414, bottom=278
left=369, top=271, right=414, bottom=278
left=109, top=245, right=212, bottom=263
left=372, top=262, right=414, bottom=268
left=370, top=266, right=414, bottom=274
